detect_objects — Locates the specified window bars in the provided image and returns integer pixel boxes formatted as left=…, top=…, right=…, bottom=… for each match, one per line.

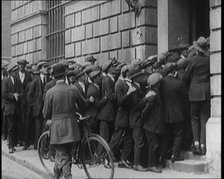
left=46, top=0, right=65, bottom=64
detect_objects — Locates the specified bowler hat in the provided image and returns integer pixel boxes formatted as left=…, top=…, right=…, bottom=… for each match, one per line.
left=37, top=61, right=48, bottom=70
left=89, top=70, right=101, bottom=79
left=101, top=59, right=113, bottom=72
left=128, top=61, right=144, bottom=79
left=52, top=63, right=67, bottom=77
left=17, top=59, right=29, bottom=65
left=7, top=63, right=18, bottom=72
left=147, top=72, right=163, bottom=87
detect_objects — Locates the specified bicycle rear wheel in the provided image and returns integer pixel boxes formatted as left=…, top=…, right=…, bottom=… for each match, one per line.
left=80, top=134, right=114, bottom=179
left=37, top=131, right=54, bottom=176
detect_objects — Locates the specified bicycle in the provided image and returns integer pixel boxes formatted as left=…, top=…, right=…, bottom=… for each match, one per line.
left=37, top=113, right=115, bottom=178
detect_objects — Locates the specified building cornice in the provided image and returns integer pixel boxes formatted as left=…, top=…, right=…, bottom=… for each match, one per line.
left=10, top=10, right=47, bottom=26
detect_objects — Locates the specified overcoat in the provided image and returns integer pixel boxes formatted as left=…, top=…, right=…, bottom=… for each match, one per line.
left=114, top=78, right=130, bottom=128
left=2, top=76, right=23, bottom=116
left=184, top=54, right=210, bottom=102
left=160, top=75, right=188, bottom=123
left=98, top=75, right=116, bottom=122
left=43, top=81, right=89, bottom=144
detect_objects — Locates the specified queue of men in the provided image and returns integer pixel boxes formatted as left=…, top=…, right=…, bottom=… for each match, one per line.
left=1, top=36, right=210, bottom=176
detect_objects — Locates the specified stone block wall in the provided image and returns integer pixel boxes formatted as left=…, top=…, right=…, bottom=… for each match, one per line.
left=10, top=1, right=47, bottom=64
left=206, top=0, right=221, bottom=174
left=64, top=0, right=157, bottom=65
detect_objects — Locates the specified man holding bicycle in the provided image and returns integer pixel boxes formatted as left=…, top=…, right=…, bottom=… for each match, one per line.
left=43, top=63, right=94, bottom=179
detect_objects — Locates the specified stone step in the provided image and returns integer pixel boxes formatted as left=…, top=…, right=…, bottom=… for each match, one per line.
left=180, top=151, right=208, bottom=161
left=165, top=159, right=210, bottom=174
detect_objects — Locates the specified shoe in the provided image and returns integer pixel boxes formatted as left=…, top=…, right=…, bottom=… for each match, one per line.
left=200, top=145, right=206, bottom=155
left=158, top=157, right=166, bottom=169
left=147, top=166, right=162, bottom=173
left=104, top=159, right=111, bottom=169
left=133, top=165, right=148, bottom=171
left=170, top=155, right=184, bottom=163
left=192, top=144, right=201, bottom=155
left=9, top=148, right=13, bottom=154
left=118, top=159, right=132, bottom=169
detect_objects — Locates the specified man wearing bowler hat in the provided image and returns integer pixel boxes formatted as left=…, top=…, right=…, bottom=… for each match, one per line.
left=27, top=61, right=50, bottom=149
left=184, top=36, right=210, bottom=156
left=15, top=59, right=32, bottom=149
left=43, top=63, right=92, bottom=179
left=2, top=63, right=24, bottom=153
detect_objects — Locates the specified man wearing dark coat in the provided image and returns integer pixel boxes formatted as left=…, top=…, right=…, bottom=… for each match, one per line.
left=27, top=61, right=50, bottom=149
left=109, top=65, right=135, bottom=168
left=15, top=59, right=32, bottom=149
left=2, top=64, right=24, bottom=153
left=160, top=67, right=188, bottom=163
left=43, top=63, right=92, bottom=179
left=184, top=37, right=210, bottom=155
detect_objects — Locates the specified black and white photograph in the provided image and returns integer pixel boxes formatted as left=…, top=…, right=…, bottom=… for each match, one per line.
left=1, top=0, right=221, bottom=178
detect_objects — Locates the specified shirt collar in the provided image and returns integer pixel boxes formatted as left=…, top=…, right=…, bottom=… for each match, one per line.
left=107, top=73, right=115, bottom=82
left=56, top=79, right=65, bottom=85
left=93, top=83, right=99, bottom=90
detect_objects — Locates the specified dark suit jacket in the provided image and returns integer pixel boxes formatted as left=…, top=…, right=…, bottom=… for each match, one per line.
left=142, top=90, right=164, bottom=133
left=43, top=79, right=56, bottom=100
left=129, top=83, right=147, bottom=128
left=86, top=83, right=107, bottom=119
left=2, top=76, right=24, bottom=116
left=43, top=81, right=89, bottom=144
left=114, top=78, right=130, bottom=128
left=160, top=75, right=188, bottom=123
left=184, top=54, right=210, bottom=102
left=27, top=76, right=49, bottom=117
left=98, top=75, right=116, bottom=122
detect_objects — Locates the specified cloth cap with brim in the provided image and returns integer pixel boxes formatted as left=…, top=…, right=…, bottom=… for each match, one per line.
left=176, top=58, right=188, bottom=70
left=67, top=70, right=76, bottom=77
left=141, top=55, right=157, bottom=68
left=115, top=62, right=126, bottom=72
left=85, top=55, right=97, bottom=63
left=17, top=59, right=29, bottom=65
left=163, top=62, right=177, bottom=73
left=89, top=70, right=101, bottom=79
left=26, top=64, right=33, bottom=69
left=128, top=61, right=145, bottom=79
left=193, top=36, right=209, bottom=55
left=37, top=61, right=48, bottom=70
left=158, top=52, right=169, bottom=64
left=7, top=63, right=18, bottom=72
left=81, top=62, right=91, bottom=70
left=147, top=72, right=163, bottom=87
left=68, top=59, right=76, bottom=64
left=73, top=68, right=85, bottom=79
left=120, top=65, right=129, bottom=74
left=84, top=64, right=100, bottom=75
left=101, top=59, right=113, bottom=72
left=52, top=63, right=67, bottom=77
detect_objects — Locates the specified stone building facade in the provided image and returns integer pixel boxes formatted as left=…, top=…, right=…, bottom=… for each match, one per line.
left=9, top=0, right=221, bottom=173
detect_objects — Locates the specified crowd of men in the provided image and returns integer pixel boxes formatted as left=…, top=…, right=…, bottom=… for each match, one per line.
left=2, top=36, right=210, bottom=178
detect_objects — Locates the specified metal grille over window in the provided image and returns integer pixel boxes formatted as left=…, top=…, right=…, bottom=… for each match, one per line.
left=46, top=0, right=65, bottom=65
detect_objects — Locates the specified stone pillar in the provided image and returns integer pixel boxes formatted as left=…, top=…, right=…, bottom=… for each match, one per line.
left=10, top=1, right=47, bottom=64
left=64, top=0, right=157, bottom=64
left=206, top=0, right=221, bottom=174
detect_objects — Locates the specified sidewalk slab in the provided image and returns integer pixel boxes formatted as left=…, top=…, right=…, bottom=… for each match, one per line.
left=1, top=140, right=221, bottom=179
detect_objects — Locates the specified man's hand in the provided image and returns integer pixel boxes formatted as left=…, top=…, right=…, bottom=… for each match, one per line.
left=14, top=93, right=19, bottom=101
left=89, top=96, right=95, bottom=103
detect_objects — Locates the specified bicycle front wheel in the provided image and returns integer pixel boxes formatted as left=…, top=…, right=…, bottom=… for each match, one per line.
left=80, top=134, right=114, bottom=179
left=37, top=131, right=54, bottom=176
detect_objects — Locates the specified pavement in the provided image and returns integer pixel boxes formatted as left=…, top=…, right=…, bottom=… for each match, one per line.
left=1, top=140, right=221, bottom=179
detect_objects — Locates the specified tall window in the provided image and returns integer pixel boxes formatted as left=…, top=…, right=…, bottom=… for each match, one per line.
left=46, top=0, right=65, bottom=64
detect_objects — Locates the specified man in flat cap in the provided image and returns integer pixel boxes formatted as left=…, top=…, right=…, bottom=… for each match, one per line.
left=98, top=59, right=117, bottom=168
left=2, top=63, right=23, bottom=153
left=27, top=61, right=50, bottom=150
left=109, top=64, right=136, bottom=169
left=183, top=36, right=210, bottom=156
left=15, top=59, right=32, bottom=149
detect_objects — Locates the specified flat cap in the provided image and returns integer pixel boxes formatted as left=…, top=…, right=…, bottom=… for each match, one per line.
left=17, top=59, right=29, bottom=65
left=101, top=59, right=113, bottom=72
left=89, top=70, right=101, bottom=79
left=37, top=61, right=48, bottom=70
left=163, top=62, right=177, bottom=73
left=147, top=72, right=163, bottom=87
left=7, top=63, right=18, bottom=72
left=128, top=61, right=144, bottom=79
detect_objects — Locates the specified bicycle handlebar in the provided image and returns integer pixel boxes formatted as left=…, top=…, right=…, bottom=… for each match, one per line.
left=75, top=112, right=89, bottom=122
